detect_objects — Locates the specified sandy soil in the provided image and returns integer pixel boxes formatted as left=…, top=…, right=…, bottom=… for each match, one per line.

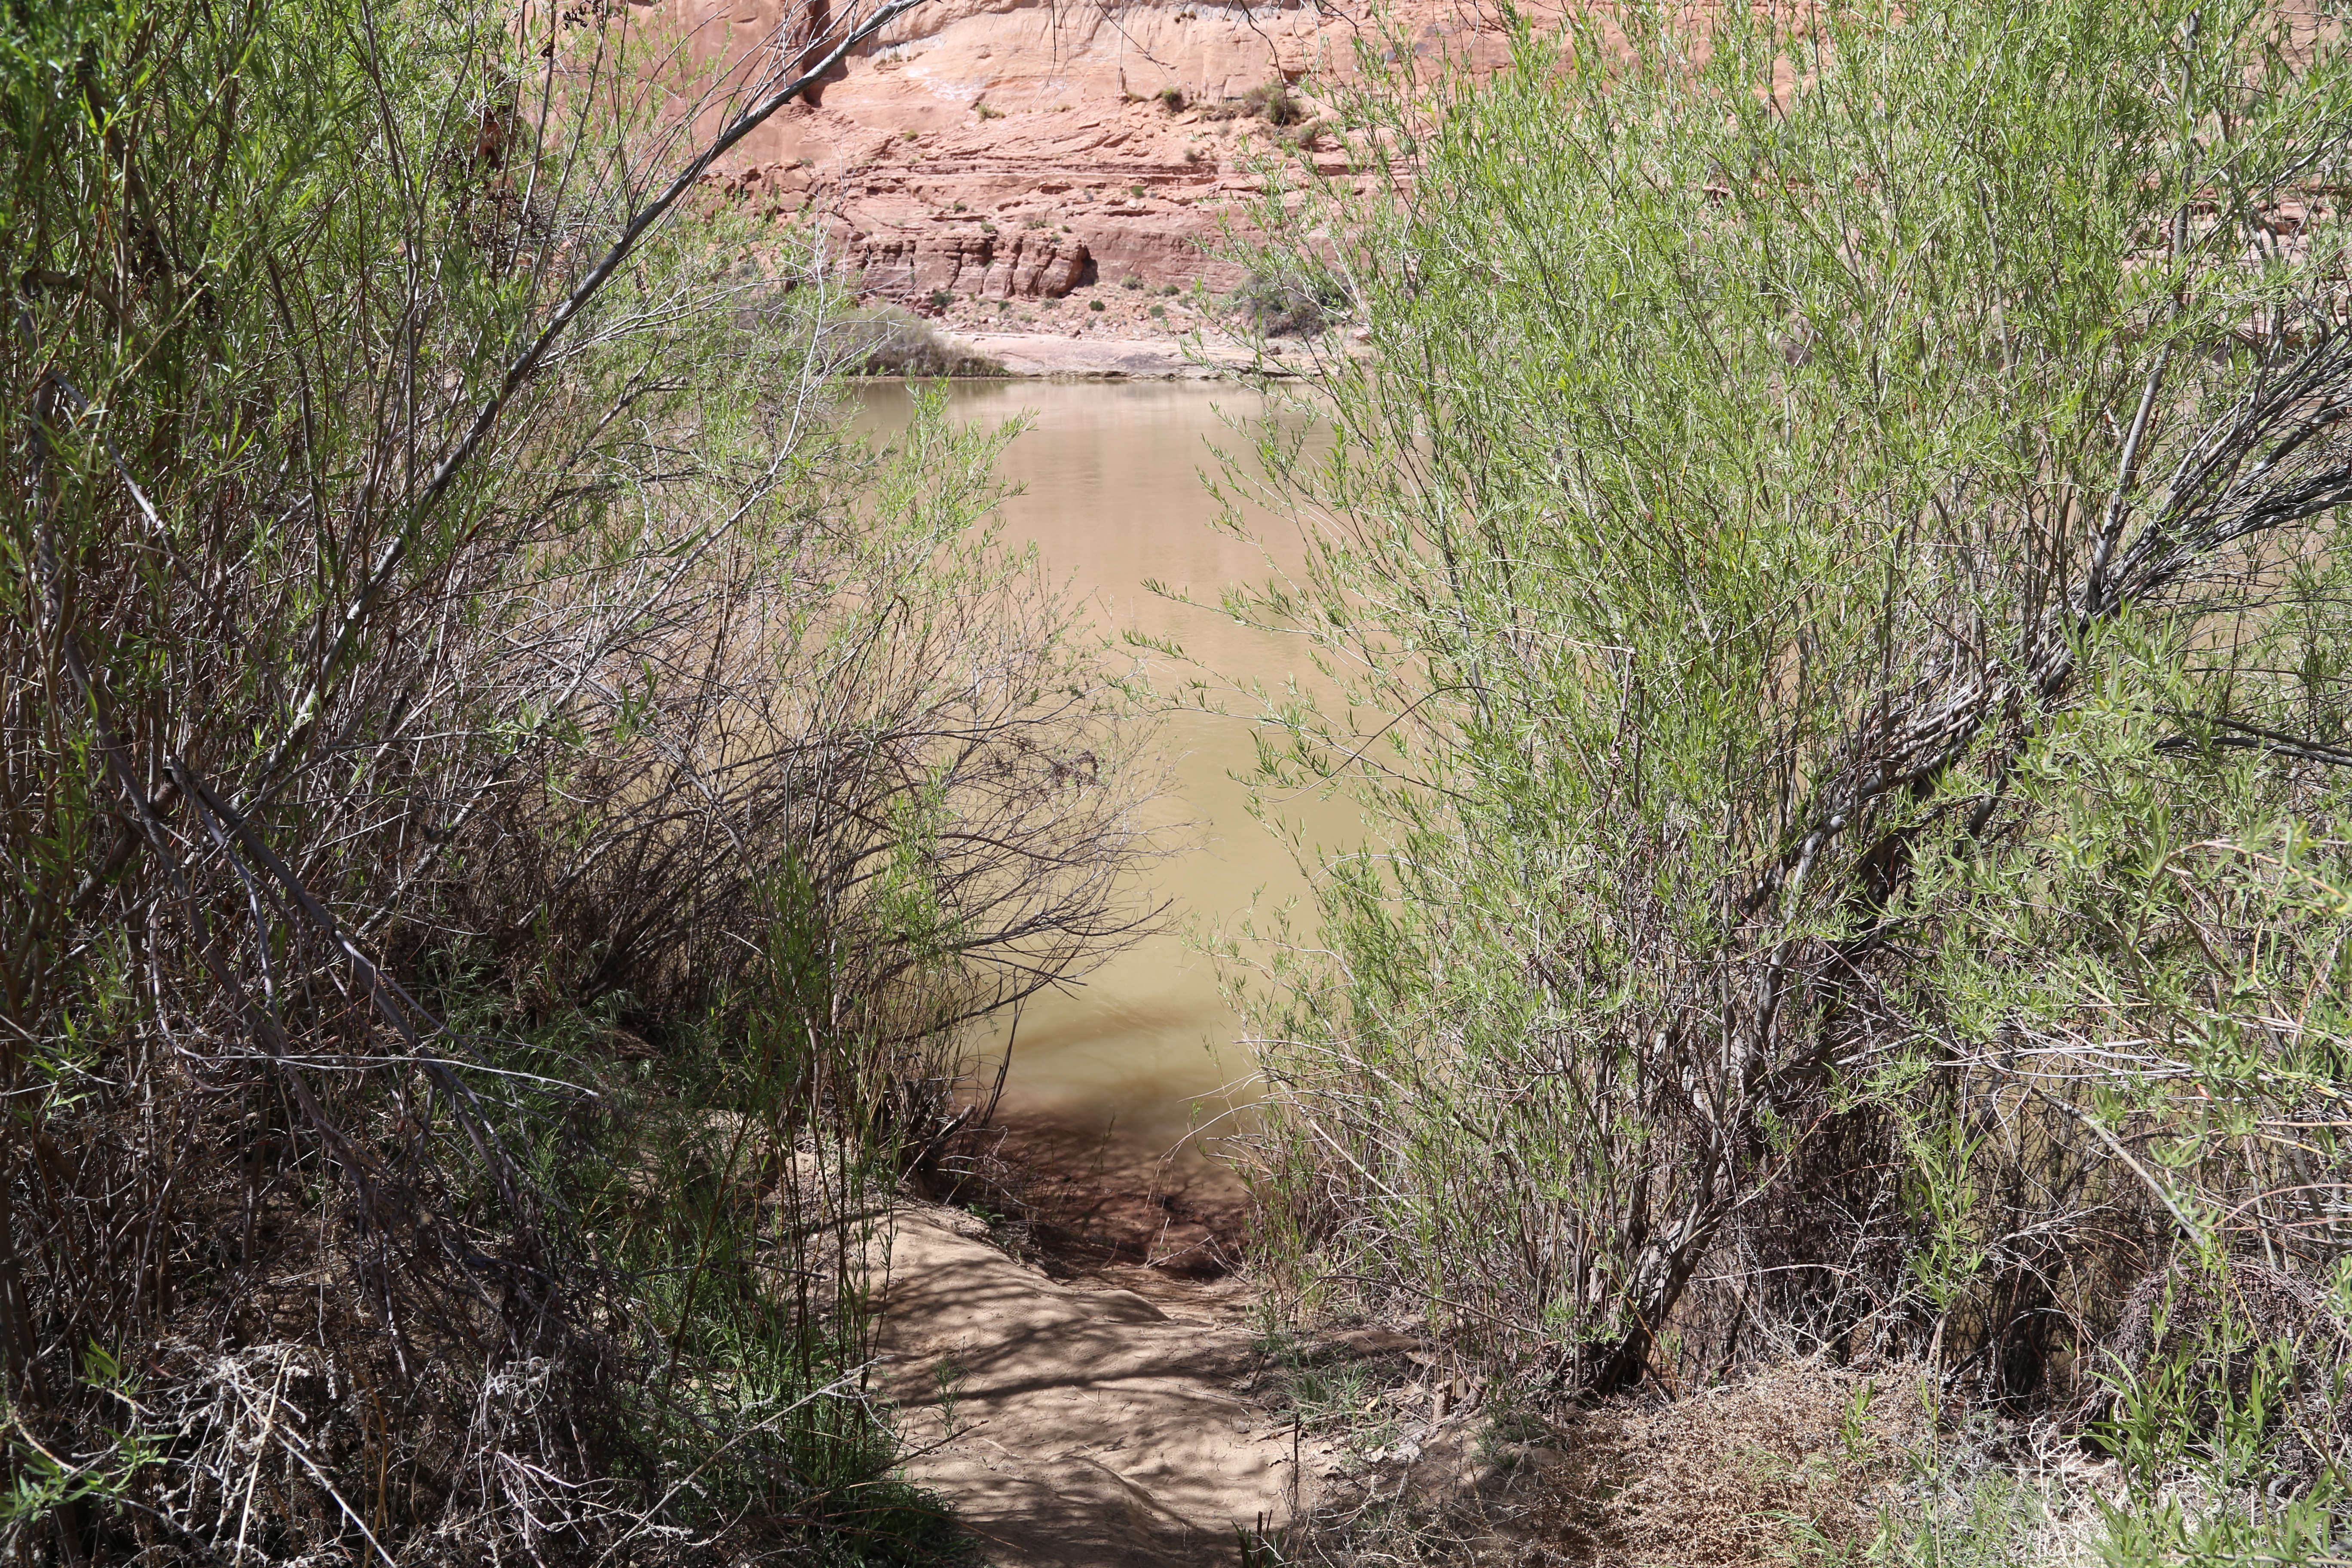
left=877, top=1203, right=1333, bottom=1567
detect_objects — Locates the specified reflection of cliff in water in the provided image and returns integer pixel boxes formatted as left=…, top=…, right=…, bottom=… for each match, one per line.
left=855, top=379, right=1349, bottom=1174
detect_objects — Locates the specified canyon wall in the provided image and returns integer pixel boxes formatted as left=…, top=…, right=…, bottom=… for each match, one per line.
left=635, top=0, right=1529, bottom=307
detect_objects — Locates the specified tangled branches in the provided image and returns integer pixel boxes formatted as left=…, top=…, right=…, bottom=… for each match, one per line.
left=1, top=0, right=1155, bottom=1560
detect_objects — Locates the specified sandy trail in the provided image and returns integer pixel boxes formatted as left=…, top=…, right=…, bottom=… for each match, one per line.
left=878, top=1205, right=1331, bottom=1567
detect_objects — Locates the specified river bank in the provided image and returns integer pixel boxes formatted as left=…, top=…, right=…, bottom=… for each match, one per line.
left=897, top=323, right=1334, bottom=380
left=876, top=1197, right=1323, bottom=1568
left=941, top=328, right=1296, bottom=380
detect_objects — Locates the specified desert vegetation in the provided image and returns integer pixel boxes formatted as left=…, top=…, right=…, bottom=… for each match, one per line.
left=22, top=0, right=2352, bottom=1561
left=1209, top=0, right=2352, bottom=1560
left=1199, top=82, right=1309, bottom=127
left=0, top=0, right=1155, bottom=1562
left=833, top=305, right=1008, bottom=376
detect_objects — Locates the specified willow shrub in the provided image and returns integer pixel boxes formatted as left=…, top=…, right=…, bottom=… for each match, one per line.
left=2, top=0, right=1152, bottom=1561
left=1210, top=0, right=2352, bottom=1517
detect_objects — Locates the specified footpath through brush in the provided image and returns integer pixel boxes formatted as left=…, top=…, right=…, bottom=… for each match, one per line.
left=876, top=1201, right=1333, bottom=1566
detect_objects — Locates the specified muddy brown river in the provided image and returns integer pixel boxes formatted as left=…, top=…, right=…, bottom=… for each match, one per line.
left=856, top=379, right=1349, bottom=1173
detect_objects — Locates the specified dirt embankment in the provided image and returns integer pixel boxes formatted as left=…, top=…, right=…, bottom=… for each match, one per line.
left=872, top=1118, right=1310, bottom=1567
left=878, top=1204, right=1317, bottom=1567
left=874, top=1118, right=1956, bottom=1567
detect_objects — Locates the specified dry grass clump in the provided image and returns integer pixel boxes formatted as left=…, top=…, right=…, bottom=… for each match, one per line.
left=2081, top=1259, right=2352, bottom=1456
left=1254, top=1362, right=1931, bottom=1568
left=1522, top=1364, right=1928, bottom=1566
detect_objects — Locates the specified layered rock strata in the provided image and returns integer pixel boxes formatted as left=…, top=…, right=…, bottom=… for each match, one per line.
left=638, top=0, right=1536, bottom=328
left=848, top=228, right=1091, bottom=299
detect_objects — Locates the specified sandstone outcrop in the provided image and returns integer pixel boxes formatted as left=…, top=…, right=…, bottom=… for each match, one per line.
left=634, top=0, right=1540, bottom=334
left=848, top=228, right=1092, bottom=298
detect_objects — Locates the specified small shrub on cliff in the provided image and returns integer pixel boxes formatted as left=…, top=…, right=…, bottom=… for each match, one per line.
left=1200, top=83, right=1307, bottom=125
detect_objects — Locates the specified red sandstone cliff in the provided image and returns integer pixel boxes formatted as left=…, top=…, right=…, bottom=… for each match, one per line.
left=628, top=0, right=1528, bottom=339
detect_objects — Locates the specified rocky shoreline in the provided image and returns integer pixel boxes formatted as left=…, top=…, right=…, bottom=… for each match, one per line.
left=928, top=326, right=1312, bottom=379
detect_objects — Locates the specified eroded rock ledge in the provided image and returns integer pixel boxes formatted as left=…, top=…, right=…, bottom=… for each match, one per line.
left=647, top=0, right=1535, bottom=332
left=850, top=229, right=1092, bottom=299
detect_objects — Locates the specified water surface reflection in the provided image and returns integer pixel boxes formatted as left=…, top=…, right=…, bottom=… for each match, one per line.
left=854, top=380, right=1349, bottom=1169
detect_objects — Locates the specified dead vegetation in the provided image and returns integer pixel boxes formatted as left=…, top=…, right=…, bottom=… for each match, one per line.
left=1, top=0, right=1158, bottom=1562
left=1238, top=1361, right=1931, bottom=1567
